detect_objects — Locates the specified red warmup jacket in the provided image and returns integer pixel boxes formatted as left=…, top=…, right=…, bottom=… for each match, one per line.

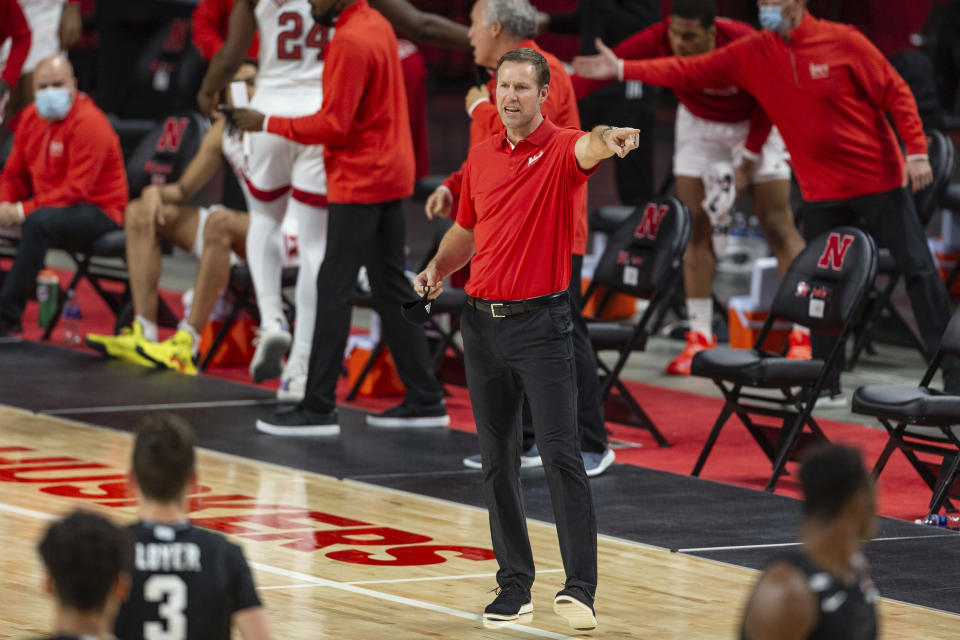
left=191, top=0, right=259, bottom=62
left=443, top=39, right=588, bottom=255
left=572, top=17, right=772, bottom=155
left=266, top=0, right=414, bottom=203
left=0, top=0, right=31, bottom=87
left=621, top=11, right=926, bottom=202
left=0, top=94, right=128, bottom=224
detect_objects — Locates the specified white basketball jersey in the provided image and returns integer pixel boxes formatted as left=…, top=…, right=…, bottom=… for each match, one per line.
left=255, top=0, right=329, bottom=92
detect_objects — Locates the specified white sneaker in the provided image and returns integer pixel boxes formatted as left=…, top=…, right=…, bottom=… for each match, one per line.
left=277, top=362, right=307, bottom=403
left=249, top=318, right=292, bottom=382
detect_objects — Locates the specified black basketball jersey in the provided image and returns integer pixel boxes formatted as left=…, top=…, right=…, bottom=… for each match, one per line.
left=742, top=550, right=878, bottom=640
left=114, top=520, right=261, bottom=640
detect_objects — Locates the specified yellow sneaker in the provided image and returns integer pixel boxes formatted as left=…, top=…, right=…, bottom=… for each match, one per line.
left=85, top=322, right=154, bottom=368
left=136, top=329, right=198, bottom=376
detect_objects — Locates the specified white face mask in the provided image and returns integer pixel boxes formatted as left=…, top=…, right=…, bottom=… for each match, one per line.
left=759, top=5, right=787, bottom=33
left=35, top=86, right=73, bottom=121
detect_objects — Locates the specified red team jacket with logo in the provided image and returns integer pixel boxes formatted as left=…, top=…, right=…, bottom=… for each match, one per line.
left=0, top=94, right=128, bottom=223
left=572, top=17, right=773, bottom=155
left=620, top=11, right=926, bottom=202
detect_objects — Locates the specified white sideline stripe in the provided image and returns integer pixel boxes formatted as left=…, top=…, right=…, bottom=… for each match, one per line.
left=248, top=562, right=578, bottom=640
left=676, top=534, right=960, bottom=553
left=259, top=568, right=566, bottom=590
left=45, top=398, right=276, bottom=415
left=0, top=337, right=23, bottom=344
left=0, top=500, right=576, bottom=640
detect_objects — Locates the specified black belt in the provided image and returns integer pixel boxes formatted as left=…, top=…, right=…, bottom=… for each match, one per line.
left=466, top=291, right=567, bottom=318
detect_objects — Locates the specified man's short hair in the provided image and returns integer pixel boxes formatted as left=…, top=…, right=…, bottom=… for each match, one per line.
left=496, top=47, right=550, bottom=89
left=800, top=444, right=871, bottom=520
left=484, top=0, right=538, bottom=40
left=132, top=413, right=196, bottom=502
left=38, top=509, right=132, bottom=612
left=670, top=0, right=716, bottom=28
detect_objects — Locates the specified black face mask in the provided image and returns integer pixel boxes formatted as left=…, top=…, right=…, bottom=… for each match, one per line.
left=312, top=5, right=340, bottom=27
left=401, top=290, right=433, bottom=325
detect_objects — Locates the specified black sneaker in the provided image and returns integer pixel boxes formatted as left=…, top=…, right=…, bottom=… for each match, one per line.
left=553, top=585, right=597, bottom=631
left=483, top=584, right=532, bottom=621
left=256, top=407, right=340, bottom=436
left=365, top=401, right=450, bottom=428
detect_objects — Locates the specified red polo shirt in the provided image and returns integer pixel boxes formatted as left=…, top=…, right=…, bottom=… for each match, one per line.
left=442, top=39, right=588, bottom=255
left=620, top=12, right=925, bottom=202
left=456, top=117, right=596, bottom=301
left=265, top=0, right=414, bottom=203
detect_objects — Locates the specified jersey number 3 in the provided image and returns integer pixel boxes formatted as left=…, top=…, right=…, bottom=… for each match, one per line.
left=144, top=575, right=188, bottom=640
left=277, top=12, right=328, bottom=60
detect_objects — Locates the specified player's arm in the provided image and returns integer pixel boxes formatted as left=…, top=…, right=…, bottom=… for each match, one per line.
left=847, top=29, right=931, bottom=192
left=574, top=36, right=746, bottom=94
left=371, top=0, right=469, bottom=50
left=574, top=125, right=641, bottom=171
left=571, top=23, right=665, bottom=99
left=415, top=223, right=475, bottom=299
left=741, top=563, right=817, bottom=640
left=171, top=118, right=229, bottom=203
left=198, top=0, right=256, bottom=118
left=234, top=605, right=273, bottom=640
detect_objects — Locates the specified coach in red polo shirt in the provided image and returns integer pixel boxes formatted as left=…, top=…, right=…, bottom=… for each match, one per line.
left=231, top=0, right=446, bottom=433
left=415, top=48, right=639, bottom=631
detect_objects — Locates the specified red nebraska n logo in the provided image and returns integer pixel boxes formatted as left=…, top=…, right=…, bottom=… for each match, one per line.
left=816, top=233, right=855, bottom=271
left=634, top=203, right=669, bottom=240
left=155, top=117, right=189, bottom=153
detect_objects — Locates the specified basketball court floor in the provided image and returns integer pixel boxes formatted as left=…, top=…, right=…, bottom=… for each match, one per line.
left=1, top=336, right=959, bottom=639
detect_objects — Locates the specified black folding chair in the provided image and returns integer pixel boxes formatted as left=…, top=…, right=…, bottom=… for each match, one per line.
left=583, top=197, right=691, bottom=447
left=852, top=306, right=960, bottom=515
left=690, top=227, right=878, bottom=490
left=847, top=129, right=955, bottom=369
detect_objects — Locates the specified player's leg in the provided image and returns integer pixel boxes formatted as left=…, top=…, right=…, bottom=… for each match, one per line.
left=666, top=106, right=721, bottom=375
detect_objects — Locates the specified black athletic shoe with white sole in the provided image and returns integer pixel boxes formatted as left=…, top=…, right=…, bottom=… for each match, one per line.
left=483, top=584, right=533, bottom=621
left=553, top=585, right=597, bottom=631
left=256, top=407, right=340, bottom=436
left=365, top=401, right=450, bottom=428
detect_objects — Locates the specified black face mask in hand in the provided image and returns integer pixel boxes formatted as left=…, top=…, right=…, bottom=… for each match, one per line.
left=401, top=288, right=433, bottom=325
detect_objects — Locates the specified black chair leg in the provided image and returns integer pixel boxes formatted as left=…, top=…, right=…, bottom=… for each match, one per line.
left=692, top=400, right=736, bottom=476
left=765, top=405, right=817, bottom=492
left=870, top=422, right=905, bottom=479
left=929, top=453, right=960, bottom=515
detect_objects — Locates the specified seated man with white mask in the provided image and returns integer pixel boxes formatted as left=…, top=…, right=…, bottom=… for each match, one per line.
left=0, top=54, right=127, bottom=335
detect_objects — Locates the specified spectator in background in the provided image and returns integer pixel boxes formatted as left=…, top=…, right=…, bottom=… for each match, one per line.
left=1, top=0, right=82, bottom=128
left=0, top=55, right=127, bottom=336
left=35, top=509, right=132, bottom=640
left=571, top=0, right=807, bottom=375
left=538, top=0, right=661, bottom=205
left=574, top=0, right=960, bottom=398
left=114, top=413, right=272, bottom=640
left=0, top=0, right=31, bottom=125
left=740, top=445, right=878, bottom=640
left=429, top=0, right=614, bottom=477
left=232, top=0, right=448, bottom=434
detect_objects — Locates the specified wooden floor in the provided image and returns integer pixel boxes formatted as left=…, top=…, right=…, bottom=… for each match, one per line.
left=1, top=407, right=957, bottom=639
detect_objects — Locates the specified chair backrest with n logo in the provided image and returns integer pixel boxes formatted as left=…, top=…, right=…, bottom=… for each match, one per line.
left=588, top=197, right=691, bottom=303
left=125, top=111, right=209, bottom=197
left=771, top=227, right=877, bottom=337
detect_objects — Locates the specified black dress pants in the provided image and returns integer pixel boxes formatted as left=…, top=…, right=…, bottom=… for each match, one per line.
left=521, top=254, right=607, bottom=454
left=801, top=187, right=959, bottom=376
left=0, top=204, right=120, bottom=328
left=462, top=297, right=598, bottom=598
left=301, top=200, right=444, bottom=413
